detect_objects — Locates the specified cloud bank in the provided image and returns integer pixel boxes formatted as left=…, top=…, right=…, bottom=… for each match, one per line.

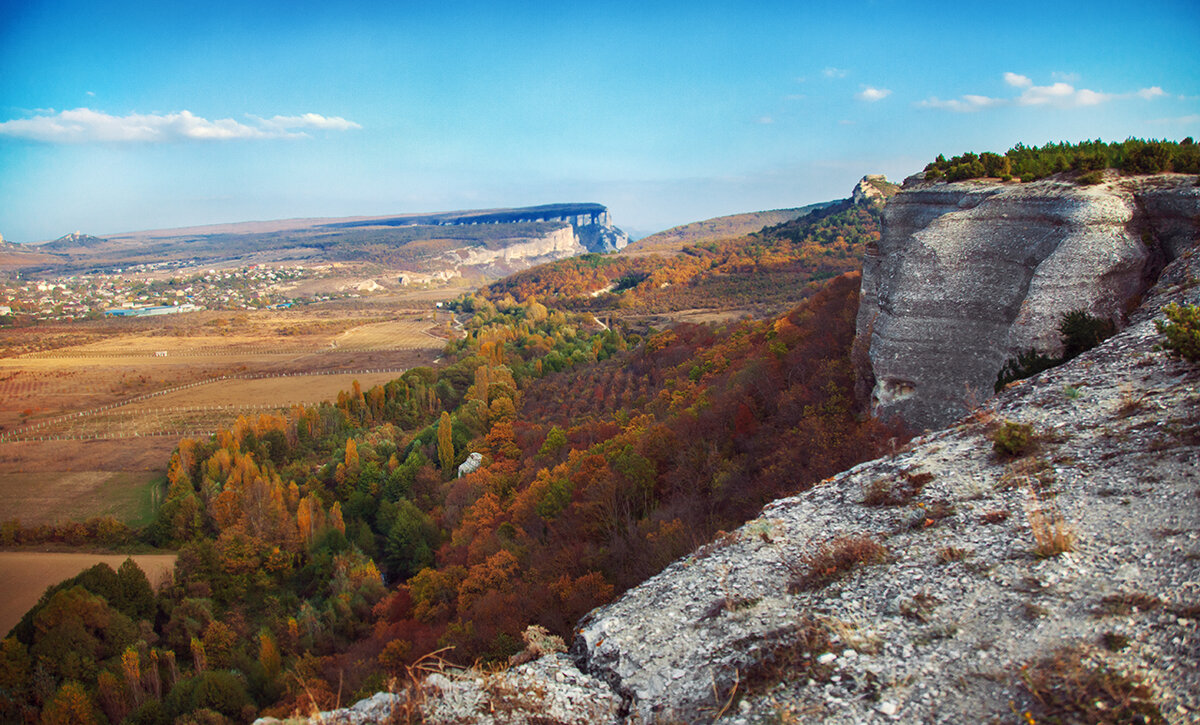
left=0, top=108, right=361, bottom=143
left=918, top=73, right=1165, bottom=112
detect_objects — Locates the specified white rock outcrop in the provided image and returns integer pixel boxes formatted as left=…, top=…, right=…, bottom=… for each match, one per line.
left=854, top=173, right=1199, bottom=430
left=457, top=451, right=484, bottom=478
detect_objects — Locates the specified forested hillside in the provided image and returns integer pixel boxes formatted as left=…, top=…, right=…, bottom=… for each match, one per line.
left=0, top=203, right=900, bottom=723
left=483, top=202, right=880, bottom=317
left=621, top=203, right=830, bottom=256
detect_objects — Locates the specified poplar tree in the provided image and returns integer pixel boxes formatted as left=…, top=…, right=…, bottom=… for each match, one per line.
left=437, top=411, right=455, bottom=473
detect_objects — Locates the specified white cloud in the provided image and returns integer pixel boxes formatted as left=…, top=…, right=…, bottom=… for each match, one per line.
left=857, top=86, right=891, bottom=102
left=1003, top=72, right=1032, bottom=88
left=255, top=113, right=362, bottom=132
left=755, top=116, right=775, bottom=124
left=822, top=67, right=848, bottom=78
left=917, top=73, right=1166, bottom=112
left=85, top=90, right=96, bottom=97
left=0, top=108, right=361, bottom=143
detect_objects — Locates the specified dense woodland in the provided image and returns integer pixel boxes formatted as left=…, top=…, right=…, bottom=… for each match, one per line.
left=485, top=202, right=879, bottom=316
left=924, top=137, right=1200, bottom=183
left=0, top=201, right=902, bottom=723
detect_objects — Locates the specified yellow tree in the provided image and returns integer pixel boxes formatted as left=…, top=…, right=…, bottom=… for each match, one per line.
left=329, top=502, right=346, bottom=534
left=40, top=681, right=100, bottom=725
left=472, top=365, right=490, bottom=406
left=258, top=631, right=281, bottom=682
left=437, top=411, right=455, bottom=474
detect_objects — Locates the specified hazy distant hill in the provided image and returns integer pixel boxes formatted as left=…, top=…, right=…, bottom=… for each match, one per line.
left=40, top=231, right=110, bottom=251
left=10, top=204, right=628, bottom=278
left=622, top=202, right=834, bottom=256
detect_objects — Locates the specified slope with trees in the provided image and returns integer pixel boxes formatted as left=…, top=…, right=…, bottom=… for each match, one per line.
left=2, top=270, right=899, bottom=722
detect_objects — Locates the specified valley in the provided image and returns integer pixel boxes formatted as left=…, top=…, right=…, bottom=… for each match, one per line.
left=1, top=148, right=1197, bottom=724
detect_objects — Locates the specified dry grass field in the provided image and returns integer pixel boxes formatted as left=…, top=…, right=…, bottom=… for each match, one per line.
left=0, top=300, right=449, bottom=530
left=0, top=471, right=163, bottom=526
left=0, top=552, right=177, bottom=636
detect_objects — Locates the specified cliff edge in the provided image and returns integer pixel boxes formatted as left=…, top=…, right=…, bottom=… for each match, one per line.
left=854, top=173, right=1199, bottom=431
left=270, top=212, right=1199, bottom=725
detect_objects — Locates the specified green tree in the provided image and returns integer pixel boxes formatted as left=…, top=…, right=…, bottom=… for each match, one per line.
left=1059, top=310, right=1115, bottom=359
left=1155, top=303, right=1200, bottom=361
left=537, top=426, right=568, bottom=459
left=383, top=499, right=437, bottom=579
left=115, top=558, right=156, bottom=621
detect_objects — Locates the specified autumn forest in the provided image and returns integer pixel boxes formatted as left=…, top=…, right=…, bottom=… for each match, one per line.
left=1, top=202, right=904, bottom=724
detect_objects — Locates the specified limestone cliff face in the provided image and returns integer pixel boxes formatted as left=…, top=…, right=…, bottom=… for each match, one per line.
left=854, top=173, right=1199, bottom=430
left=405, top=225, right=596, bottom=282
left=454, top=225, right=586, bottom=267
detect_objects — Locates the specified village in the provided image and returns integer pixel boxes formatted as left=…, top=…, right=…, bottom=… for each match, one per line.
left=0, top=262, right=344, bottom=322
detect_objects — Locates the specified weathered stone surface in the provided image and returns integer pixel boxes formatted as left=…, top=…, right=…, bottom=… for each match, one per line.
left=570, top=241, right=1200, bottom=723
left=457, top=451, right=484, bottom=478
left=851, top=174, right=899, bottom=206
left=855, top=173, right=1199, bottom=430
left=257, top=653, right=623, bottom=725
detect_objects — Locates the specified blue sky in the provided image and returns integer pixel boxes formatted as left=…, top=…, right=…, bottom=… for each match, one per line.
left=1, top=0, right=1198, bottom=242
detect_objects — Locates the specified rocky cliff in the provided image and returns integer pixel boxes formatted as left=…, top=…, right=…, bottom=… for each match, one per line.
left=325, top=202, right=630, bottom=254
left=854, top=173, right=1200, bottom=431
left=273, top=198, right=1200, bottom=725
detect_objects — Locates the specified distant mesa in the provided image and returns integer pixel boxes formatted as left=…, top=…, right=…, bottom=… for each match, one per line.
left=9, top=202, right=630, bottom=277
left=320, top=203, right=628, bottom=254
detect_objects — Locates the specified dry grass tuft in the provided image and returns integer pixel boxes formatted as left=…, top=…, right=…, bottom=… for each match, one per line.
left=1096, top=592, right=1162, bottom=617
left=998, top=457, right=1056, bottom=492
left=980, top=509, right=1010, bottom=524
left=1025, top=492, right=1076, bottom=558
left=936, top=546, right=971, bottom=564
left=712, top=617, right=835, bottom=716
left=861, top=471, right=934, bottom=507
left=787, top=535, right=889, bottom=593
left=1019, top=646, right=1165, bottom=724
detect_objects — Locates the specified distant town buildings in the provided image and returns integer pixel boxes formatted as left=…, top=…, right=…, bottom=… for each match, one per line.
left=0, top=263, right=333, bottom=322
left=105, top=304, right=203, bottom=317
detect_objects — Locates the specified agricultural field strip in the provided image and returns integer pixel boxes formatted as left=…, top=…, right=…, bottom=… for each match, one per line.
left=3, top=407, right=292, bottom=441
left=16, top=319, right=442, bottom=359
left=0, top=368, right=409, bottom=442
left=18, top=343, right=432, bottom=359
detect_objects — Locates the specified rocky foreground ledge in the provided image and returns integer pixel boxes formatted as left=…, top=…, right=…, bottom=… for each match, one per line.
left=268, top=243, right=1199, bottom=723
